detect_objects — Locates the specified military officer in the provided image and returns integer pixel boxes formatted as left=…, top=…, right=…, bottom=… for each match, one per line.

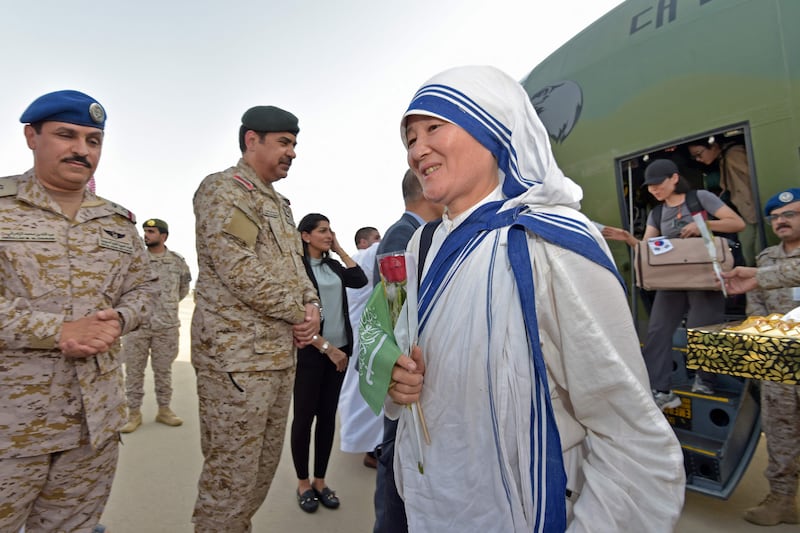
left=120, top=217, right=192, bottom=433
left=191, top=105, right=321, bottom=532
left=0, top=90, right=157, bottom=532
left=741, top=188, right=800, bottom=526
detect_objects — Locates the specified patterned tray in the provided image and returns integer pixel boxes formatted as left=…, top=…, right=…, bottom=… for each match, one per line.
left=687, top=323, right=800, bottom=384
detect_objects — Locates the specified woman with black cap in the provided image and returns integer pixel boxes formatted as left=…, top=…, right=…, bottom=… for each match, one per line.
left=603, top=158, right=745, bottom=407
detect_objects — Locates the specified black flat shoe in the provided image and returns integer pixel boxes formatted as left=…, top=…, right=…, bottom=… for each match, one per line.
left=313, top=486, right=340, bottom=509
left=297, top=489, right=319, bottom=513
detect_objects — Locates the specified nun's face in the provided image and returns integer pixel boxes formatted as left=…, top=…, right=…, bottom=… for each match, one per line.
left=405, top=115, right=498, bottom=218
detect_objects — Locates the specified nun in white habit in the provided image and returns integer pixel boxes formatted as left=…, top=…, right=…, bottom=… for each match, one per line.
left=385, top=65, right=685, bottom=533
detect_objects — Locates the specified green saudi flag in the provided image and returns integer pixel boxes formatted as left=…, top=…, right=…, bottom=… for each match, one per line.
left=358, top=283, right=402, bottom=415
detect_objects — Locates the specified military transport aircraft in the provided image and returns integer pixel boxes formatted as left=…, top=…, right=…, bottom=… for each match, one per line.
left=520, top=0, right=799, bottom=499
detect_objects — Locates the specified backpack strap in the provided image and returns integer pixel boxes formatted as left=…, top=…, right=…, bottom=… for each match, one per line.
left=417, top=220, right=441, bottom=288
left=686, top=189, right=704, bottom=216
left=652, top=204, right=663, bottom=231
left=652, top=189, right=703, bottom=231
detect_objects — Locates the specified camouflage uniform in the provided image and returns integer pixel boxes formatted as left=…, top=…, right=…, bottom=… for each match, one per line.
left=756, top=259, right=800, bottom=290
left=121, top=248, right=191, bottom=410
left=747, top=244, right=800, bottom=497
left=191, top=159, right=318, bottom=532
left=0, top=171, right=157, bottom=532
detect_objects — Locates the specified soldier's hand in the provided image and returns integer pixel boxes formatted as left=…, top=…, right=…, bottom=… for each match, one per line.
left=59, top=309, right=122, bottom=358
left=721, top=266, right=759, bottom=295
left=292, top=303, right=321, bottom=347
left=388, top=345, right=425, bottom=405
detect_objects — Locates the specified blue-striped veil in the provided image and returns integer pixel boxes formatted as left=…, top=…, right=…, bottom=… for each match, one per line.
left=402, top=66, right=623, bottom=532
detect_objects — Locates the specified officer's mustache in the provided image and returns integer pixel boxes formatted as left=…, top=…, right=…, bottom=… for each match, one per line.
left=776, top=224, right=791, bottom=231
left=62, top=156, right=92, bottom=168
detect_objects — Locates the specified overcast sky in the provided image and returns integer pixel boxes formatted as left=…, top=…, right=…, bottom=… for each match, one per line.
left=0, top=0, right=623, bottom=281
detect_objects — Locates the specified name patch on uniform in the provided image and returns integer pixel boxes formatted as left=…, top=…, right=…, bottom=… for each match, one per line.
left=0, top=230, right=56, bottom=242
left=99, top=231, right=133, bottom=254
left=0, top=180, right=18, bottom=197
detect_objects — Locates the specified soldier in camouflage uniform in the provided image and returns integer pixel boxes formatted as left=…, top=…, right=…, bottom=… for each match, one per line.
left=724, top=256, right=800, bottom=294
left=742, top=187, right=800, bottom=526
left=120, top=218, right=192, bottom=433
left=191, top=105, right=321, bottom=533
left=0, top=90, right=157, bottom=532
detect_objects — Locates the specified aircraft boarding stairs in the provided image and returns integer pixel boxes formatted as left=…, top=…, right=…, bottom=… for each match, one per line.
left=666, top=327, right=761, bottom=499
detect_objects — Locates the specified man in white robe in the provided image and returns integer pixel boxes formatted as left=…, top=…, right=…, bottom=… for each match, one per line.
left=338, top=236, right=384, bottom=464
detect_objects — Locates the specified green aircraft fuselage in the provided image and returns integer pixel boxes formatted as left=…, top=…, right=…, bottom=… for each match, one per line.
left=522, top=0, right=799, bottom=269
left=521, top=0, right=799, bottom=500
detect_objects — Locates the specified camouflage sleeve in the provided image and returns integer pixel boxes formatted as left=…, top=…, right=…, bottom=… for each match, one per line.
left=194, top=175, right=306, bottom=324
left=0, top=296, right=63, bottom=350
left=756, top=261, right=800, bottom=290
left=178, top=255, right=192, bottom=301
left=745, top=286, right=768, bottom=317
left=115, top=229, right=159, bottom=334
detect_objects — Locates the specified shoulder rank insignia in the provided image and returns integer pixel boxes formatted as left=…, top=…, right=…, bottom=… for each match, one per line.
left=0, top=177, right=18, bottom=197
left=108, top=201, right=137, bottom=223
left=232, top=174, right=256, bottom=191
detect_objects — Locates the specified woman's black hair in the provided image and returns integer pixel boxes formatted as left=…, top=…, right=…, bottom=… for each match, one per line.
left=298, top=213, right=330, bottom=258
left=687, top=138, right=716, bottom=150
left=674, top=175, right=692, bottom=194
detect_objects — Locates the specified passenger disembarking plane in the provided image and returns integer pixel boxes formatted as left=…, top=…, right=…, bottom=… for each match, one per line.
left=688, top=138, right=759, bottom=266
left=602, top=159, right=745, bottom=408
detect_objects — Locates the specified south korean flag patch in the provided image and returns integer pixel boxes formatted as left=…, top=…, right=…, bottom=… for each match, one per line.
left=647, top=237, right=674, bottom=255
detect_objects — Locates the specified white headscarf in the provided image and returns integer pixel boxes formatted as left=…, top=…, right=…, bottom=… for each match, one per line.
left=401, top=65, right=584, bottom=212
left=404, top=66, right=623, bottom=532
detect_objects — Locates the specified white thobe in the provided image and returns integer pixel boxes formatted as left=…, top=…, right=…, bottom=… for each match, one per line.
left=338, top=242, right=384, bottom=453
left=388, top=191, right=685, bottom=533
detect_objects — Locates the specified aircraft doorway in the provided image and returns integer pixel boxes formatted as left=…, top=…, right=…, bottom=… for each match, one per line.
left=614, top=123, right=766, bottom=322
left=613, top=125, right=766, bottom=499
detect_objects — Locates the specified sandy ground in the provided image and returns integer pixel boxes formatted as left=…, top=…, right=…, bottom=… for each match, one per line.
left=99, top=300, right=797, bottom=532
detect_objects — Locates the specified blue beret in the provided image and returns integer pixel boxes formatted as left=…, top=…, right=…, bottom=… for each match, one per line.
left=764, top=188, right=800, bottom=216
left=20, top=90, right=106, bottom=130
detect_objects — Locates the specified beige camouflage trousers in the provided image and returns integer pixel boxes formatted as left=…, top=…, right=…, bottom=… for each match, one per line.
left=761, top=381, right=800, bottom=496
left=192, top=366, right=295, bottom=533
left=0, top=435, right=118, bottom=533
left=121, top=326, right=180, bottom=410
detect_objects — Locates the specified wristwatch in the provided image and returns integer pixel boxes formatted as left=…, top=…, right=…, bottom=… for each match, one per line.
left=319, top=341, right=330, bottom=354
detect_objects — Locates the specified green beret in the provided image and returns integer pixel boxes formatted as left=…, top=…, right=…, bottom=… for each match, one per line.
left=143, top=218, right=169, bottom=233
left=241, top=106, right=299, bottom=135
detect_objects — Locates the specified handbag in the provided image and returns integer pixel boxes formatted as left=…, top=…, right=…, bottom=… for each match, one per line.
left=634, top=236, right=734, bottom=291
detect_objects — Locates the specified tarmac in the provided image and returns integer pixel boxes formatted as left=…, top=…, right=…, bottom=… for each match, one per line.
left=99, top=301, right=798, bottom=532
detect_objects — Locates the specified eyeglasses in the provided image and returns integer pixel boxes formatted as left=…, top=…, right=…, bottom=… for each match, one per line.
left=765, top=211, right=799, bottom=223
left=690, top=147, right=706, bottom=160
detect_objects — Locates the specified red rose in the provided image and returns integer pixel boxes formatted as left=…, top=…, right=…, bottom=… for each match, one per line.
left=379, top=254, right=407, bottom=284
